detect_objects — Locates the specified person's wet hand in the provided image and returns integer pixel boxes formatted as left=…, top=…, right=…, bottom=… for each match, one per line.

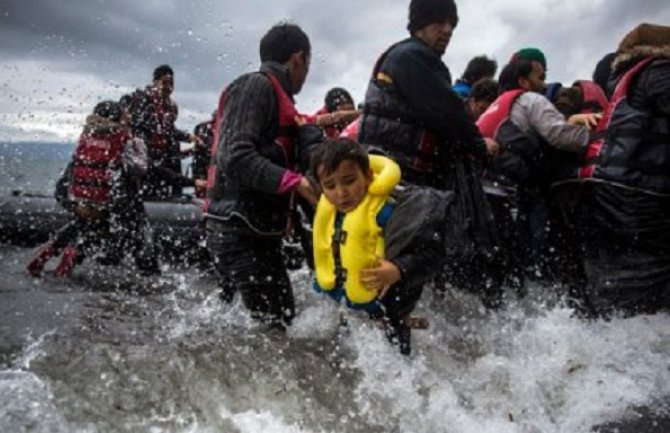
left=295, top=176, right=318, bottom=206
left=190, top=134, right=204, bottom=146
left=484, top=137, right=500, bottom=157
left=359, top=258, right=401, bottom=299
left=195, top=178, right=207, bottom=195
left=568, top=113, right=602, bottom=130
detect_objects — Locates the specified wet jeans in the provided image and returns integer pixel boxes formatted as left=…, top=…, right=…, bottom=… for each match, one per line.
left=206, top=227, right=295, bottom=330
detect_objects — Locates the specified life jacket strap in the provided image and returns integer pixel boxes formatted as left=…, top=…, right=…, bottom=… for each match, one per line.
left=332, top=227, right=348, bottom=244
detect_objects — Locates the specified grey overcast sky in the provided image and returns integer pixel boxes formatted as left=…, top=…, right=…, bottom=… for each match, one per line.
left=1, top=0, right=668, bottom=142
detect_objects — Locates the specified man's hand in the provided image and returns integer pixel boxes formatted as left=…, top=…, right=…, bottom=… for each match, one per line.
left=295, top=176, right=318, bottom=206
left=190, top=134, right=205, bottom=146
left=484, top=137, right=500, bottom=157
left=568, top=113, right=602, bottom=130
left=195, top=179, right=207, bottom=196
left=359, top=258, right=401, bottom=299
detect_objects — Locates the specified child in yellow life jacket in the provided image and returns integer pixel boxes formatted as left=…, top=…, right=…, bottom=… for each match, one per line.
left=310, top=138, right=450, bottom=355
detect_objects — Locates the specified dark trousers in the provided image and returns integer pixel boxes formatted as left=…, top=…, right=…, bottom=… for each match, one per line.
left=555, top=181, right=670, bottom=317
left=206, top=228, right=295, bottom=330
left=52, top=203, right=158, bottom=273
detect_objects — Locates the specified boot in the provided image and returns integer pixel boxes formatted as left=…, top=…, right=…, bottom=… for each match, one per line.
left=54, top=246, right=78, bottom=277
left=27, top=242, right=56, bottom=276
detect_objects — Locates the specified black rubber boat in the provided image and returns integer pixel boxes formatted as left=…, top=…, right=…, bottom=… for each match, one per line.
left=0, top=190, right=208, bottom=264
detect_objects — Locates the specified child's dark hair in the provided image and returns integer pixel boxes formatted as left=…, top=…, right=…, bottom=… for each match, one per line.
left=309, top=138, right=369, bottom=181
left=93, top=100, right=122, bottom=122
left=469, top=77, right=499, bottom=104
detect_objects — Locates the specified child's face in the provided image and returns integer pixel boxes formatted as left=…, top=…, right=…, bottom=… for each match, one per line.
left=317, top=160, right=373, bottom=213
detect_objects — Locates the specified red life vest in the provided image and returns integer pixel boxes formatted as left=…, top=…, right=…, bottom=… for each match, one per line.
left=579, top=58, right=654, bottom=179
left=476, top=89, right=526, bottom=139
left=69, top=128, right=128, bottom=205
left=574, top=80, right=608, bottom=114
left=203, top=71, right=299, bottom=213
left=148, top=89, right=176, bottom=152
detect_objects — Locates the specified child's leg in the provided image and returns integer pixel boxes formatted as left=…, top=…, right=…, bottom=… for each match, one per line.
left=27, top=220, right=80, bottom=276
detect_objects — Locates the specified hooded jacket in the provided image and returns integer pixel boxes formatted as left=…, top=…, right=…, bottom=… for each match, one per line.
left=581, top=25, right=670, bottom=193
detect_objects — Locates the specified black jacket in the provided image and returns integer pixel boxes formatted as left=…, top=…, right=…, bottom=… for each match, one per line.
left=359, top=37, right=487, bottom=188
left=385, top=186, right=452, bottom=289
left=591, top=54, right=670, bottom=193
left=205, top=62, right=300, bottom=236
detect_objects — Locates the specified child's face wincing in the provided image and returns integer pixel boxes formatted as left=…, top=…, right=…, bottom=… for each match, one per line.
left=317, top=160, right=373, bottom=213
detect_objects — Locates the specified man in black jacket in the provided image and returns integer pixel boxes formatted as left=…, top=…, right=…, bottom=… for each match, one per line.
left=205, top=23, right=319, bottom=330
left=358, top=0, right=497, bottom=187
left=555, top=23, right=670, bottom=317
left=358, top=0, right=500, bottom=305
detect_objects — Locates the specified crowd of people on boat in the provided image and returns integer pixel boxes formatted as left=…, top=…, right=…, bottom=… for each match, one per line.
left=24, top=0, right=670, bottom=355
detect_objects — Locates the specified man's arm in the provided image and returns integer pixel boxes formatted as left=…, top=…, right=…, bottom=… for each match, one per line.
left=387, top=47, right=487, bottom=158
left=517, top=92, right=590, bottom=152
left=217, top=74, right=292, bottom=194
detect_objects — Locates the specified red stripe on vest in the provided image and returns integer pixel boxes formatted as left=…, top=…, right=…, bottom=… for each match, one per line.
left=579, top=58, right=654, bottom=179
left=149, top=89, right=172, bottom=151
left=203, top=72, right=298, bottom=213
left=575, top=80, right=608, bottom=114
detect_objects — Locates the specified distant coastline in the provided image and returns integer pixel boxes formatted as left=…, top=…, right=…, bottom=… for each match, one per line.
left=0, top=141, right=74, bottom=161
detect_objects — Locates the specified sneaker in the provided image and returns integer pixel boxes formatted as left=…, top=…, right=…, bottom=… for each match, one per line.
left=27, top=242, right=56, bottom=276
left=54, top=246, right=78, bottom=277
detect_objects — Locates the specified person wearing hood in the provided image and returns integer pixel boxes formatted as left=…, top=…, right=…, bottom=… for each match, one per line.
left=27, top=101, right=158, bottom=277
left=204, top=23, right=321, bottom=331
left=555, top=23, right=670, bottom=317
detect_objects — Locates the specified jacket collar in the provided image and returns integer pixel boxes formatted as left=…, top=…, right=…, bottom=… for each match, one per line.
left=612, top=45, right=670, bottom=74
left=260, top=61, right=294, bottom=100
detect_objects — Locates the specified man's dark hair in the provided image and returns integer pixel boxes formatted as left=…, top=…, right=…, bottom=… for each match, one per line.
left=259, top=22, right=311, bottom=64
left=153, top=64, right=174, bottom=81
left=309, top=138, right=370, bottom=181
left=469, top=78, right=499, bottom=104
left=498, top=59, right=535, bottom=92
left=461, top=55, right=497, bottom=85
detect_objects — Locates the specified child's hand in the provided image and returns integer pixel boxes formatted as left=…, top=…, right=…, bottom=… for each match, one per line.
left=359, top=258, right=401, bottom=299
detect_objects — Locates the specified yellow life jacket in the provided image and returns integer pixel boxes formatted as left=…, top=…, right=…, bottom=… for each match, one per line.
left=313, top=155, right=401, bottom=305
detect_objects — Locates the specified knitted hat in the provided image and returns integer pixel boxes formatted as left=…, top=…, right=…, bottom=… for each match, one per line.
left=511, top=47, right=547, bottom=71
left=407, top=0, right=459, bottom=34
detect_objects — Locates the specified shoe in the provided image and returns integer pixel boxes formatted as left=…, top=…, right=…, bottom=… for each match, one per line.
left=54, top=246, right=78, bottom=277
left=382, top=317, right=412, bottom=356
left=27, top=242, right=56, bottom=276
